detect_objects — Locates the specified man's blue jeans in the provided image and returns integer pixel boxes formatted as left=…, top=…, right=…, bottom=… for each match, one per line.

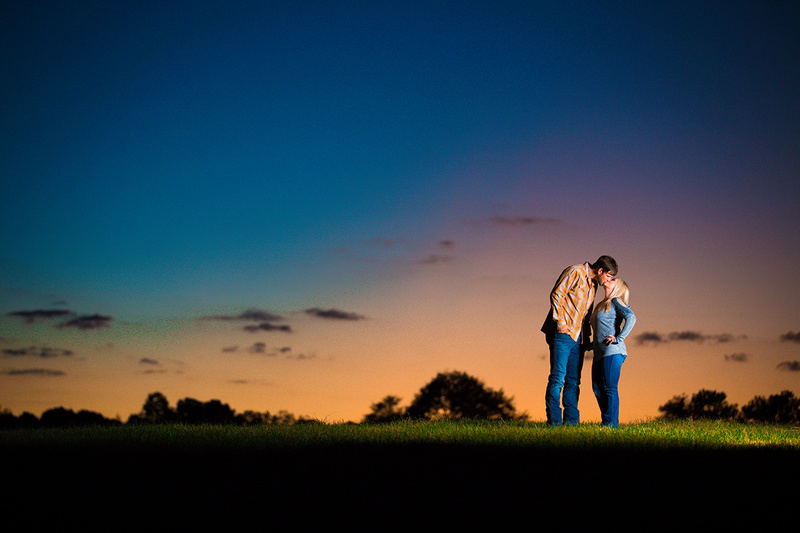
left=592, top=353, right=626, bottom=428
left=545, top=332, right=584, bottom=426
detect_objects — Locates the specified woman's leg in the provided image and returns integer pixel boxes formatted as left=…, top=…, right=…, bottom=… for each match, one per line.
left=591, top=357, right=607, bottom=418
left=601, top=353, right=626, bottom=428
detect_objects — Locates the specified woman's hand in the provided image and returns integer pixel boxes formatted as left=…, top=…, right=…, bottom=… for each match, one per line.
left=604, top=335, right=616, bottom=345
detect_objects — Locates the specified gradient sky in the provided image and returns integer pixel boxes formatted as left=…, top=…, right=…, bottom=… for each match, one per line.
left=2, top=1, right=799, bottom=423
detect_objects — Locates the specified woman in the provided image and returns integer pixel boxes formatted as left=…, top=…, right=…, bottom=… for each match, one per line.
left=591, top=277, right=636, bottom=428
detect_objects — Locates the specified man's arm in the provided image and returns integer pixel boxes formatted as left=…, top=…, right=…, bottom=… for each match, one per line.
left=549, top=267, right=579, bottom=334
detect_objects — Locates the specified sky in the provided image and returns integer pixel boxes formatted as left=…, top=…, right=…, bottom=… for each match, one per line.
left=2, top=0, right=799, bottom=423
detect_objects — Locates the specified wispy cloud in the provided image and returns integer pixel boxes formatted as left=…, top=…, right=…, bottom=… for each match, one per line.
left=2, top=346, right=74, bottom=358
left=635, top=331, right=743, bottom=345
left=57, top=314, right=113, bottom=330
left=248, top=342, right=267, bottom=354
left=243, top=322, right=292, bottom=333
left=777, top=361, right=800, bottom=372
left=418, top=254, right=454, bottom=265
left=487, top=215, right=559, bottom=226
left=1, top=368, right=66, bottom=377
left=7, top=309, right=113, bottom=330
left=463, top=215, right=560, bottom=228
left=288, top=350, right=317, bottom=361
left=200, top=308, right=284, bottom=322
left=6, top=309, right=73, bottom=324
left=201, top=308, right=291, bottom=333
left=780, top=332, right=800, bottom=343
left=724, top=353, right=748, bottom=362
left=221, top=344, right=291, bottom=357
left=305, top=308, right=365, bottom=320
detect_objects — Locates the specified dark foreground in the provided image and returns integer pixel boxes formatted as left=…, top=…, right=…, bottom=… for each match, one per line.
left=4, top=433, right=797, bottom=529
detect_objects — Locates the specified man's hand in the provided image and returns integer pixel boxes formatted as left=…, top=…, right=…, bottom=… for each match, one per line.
left=557, top=326, right=570, bottom=334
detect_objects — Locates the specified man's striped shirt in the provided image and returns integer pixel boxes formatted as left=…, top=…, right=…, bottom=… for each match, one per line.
left=545, top=262, right=596, bottom=342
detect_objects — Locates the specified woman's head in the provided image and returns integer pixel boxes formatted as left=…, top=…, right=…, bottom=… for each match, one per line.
left=604, top=278, right=630, bottom=304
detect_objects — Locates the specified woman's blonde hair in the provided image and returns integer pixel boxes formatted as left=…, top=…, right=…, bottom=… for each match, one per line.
left=599, top=278, right=630, bottom=312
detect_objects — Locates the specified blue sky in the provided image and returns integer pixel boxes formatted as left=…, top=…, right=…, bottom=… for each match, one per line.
left=2, top=1, right=799, bottom=421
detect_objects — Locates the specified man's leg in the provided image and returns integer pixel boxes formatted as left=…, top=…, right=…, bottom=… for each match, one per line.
left=562, top=336, right=583, bottom=425
left=545, top=332, right=576, bottom=426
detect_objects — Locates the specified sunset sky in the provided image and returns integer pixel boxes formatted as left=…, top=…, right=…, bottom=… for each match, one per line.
left=2, top=1, right=799, bottom=423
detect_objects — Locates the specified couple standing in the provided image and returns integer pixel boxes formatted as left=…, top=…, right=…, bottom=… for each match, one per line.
left=541, top=255, right=636, bottom=427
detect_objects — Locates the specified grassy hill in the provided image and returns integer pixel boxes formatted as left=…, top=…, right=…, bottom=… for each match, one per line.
left=3, top=420, right=797, bottom=528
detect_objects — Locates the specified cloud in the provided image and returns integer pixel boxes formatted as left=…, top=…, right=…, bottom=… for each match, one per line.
left=201, top=308, right=291, bottom=333
left=248, top=342, right=267, bottom=354
left=201, top=308, right=284, bottom=322
left=635, top=331, right=743, bottom=345
left=724, top=353, right=748, bottom=362
left=227, top=378, right=275, bottom=386
left=58, top=314, right=113, bottom=330
left=6, top=309, right=113, bottom=330
left=6, top=309, right=74, bottom=324
left=305, top=307, right=365, bottom=320
left=221, top=344, right=290, bottom=355
left=635, top=332, right=665, bottom=344
left=418, top=254, right=454, bottom=265
left=463, top=215, right=560, bottom=228
left=1, top=368, right=66, bottom=376
left=288, top=351, right=317, bottom=361
left=243, top=322, right=292, bottom=333
left=780, top=332, right=800, bottom=343
left=2, top=346, right=74, bottom=358
left=139, top=358, right=159, bottom=365
left=488, top=216, right=559, bottom=226
left=777, top=361, right=800, bottom=372
left=367, top=237, right=404, bottom=247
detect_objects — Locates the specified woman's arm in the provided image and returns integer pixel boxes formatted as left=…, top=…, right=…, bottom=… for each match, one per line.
left=612, top=298, right=637, bottom=342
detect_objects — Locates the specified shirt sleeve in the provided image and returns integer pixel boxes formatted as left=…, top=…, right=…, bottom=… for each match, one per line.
left=550, top=267, right=579, bottom=329
left=612, top=298, right=636, bottom=342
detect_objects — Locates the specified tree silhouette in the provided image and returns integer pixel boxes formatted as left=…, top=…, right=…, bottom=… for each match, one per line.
left=363, top=395, right=405, bottom=423
left=658, top=394, right=689, bottom=420
left=176, top=397, right=236, bottom=424
left=138, top=392, right=175, bottom=424
left=658, top=389, right=738, bottom=421
left=687, top=389, right=738, bottom=420
left=405, top=371, right=525, bottom=421
left=38, top=407, right=118, bottom=427
left=741, top=390, right=800, bottom=424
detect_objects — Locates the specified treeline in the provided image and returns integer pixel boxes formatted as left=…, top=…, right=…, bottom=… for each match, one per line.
left=2, top=372, right=799, bottom=429
left=659, top=389, right=800, bottom=424
left=0, top=391, right=319, bottom=430
left=0, top=371, right=523, bottom=429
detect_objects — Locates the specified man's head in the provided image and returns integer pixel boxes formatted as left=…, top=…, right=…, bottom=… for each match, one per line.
left=591, top=255, right=618, bottom=286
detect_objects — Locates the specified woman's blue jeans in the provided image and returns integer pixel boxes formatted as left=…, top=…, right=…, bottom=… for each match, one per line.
left=545, top=332, right=584, bottom=426
left=592, top=353, right=626, bottom=428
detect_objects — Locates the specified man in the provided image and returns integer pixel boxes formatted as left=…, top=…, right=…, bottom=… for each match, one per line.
left=542, top=255, right=617, bottom=426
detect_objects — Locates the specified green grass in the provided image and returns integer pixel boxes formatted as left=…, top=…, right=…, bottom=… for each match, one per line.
left=3, top=418, right=798, bottom=450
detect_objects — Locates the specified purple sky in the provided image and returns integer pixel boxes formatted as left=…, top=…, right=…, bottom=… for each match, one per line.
left=2, top=1, right=798, bottom=422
